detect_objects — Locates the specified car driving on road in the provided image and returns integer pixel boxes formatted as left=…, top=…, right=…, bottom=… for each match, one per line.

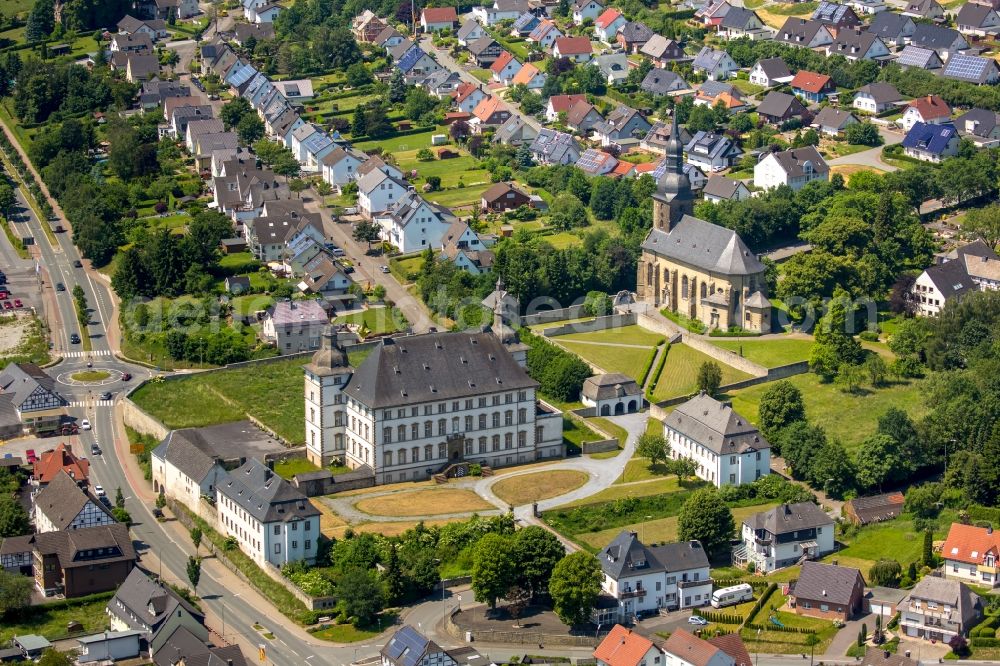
left=70, top=333, right=80, bottom=344
left=99, top=391, right=113, bottom=401
left=80, top=418, right=91, bottom=430
left=56, top=283, right=65, bottom=291
left=94, top=485, right=105, bottom=497
left=91, top=444, right=101, bottom=456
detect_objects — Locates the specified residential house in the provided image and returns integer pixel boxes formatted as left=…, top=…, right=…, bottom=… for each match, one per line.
left=685, top=131, right=742, bottom=171
left=453, top=82, right=489, bottom=113
left=641, top=69, right=689, bottom=96
left=530, top=128, right=582, bottom=164
left=572, top=0, right=605, bottom=24
left=493, top=115, right=539, bottom=145
left=955, top=108, right=1000, bottom=146
left=593, top=625, right=663, bottom=666
left=593, top=53, right=630, bottom=85
left=827, top=28, right=891, bottom=61
left=576, top=148, right=620, bottom=175
left=595, top=531, right=712, bottom=625
left=351, top=10, right=387, bottom=42
left=642, top=120, right=694, bottom=154
left=0, top=363, right=67, bottom=437
left=471, top=95, right=512, bottom=130
left=481, top=182, right=531, bottom=211
left=900, top=577, right=982, bottom=642
left=911, top=240, right=1000, bottom=315
left=640, top=35, right=687, bottom=67
left=297, top=254, right=353, bottom=303
left=957, top=2, right=1000, bottom=35
left=438, top=220, right=493, bottom=274
left=33, top=471, right=114, bottom=533
left=663, top=393, right=770, bottom=487
left=225, top=276, right=251, bottom=294
left=553, top=36, right=593, bottom=63
left=290, top=123, right=334, bottom=168
left=903, top=0, right=945, bottom=21
left=694, top=83, right=748, bottom=114
left=395, top=43, right=443, bottom=81
left=755, top=146, right=829, bottom=191
left=749, top=57, right=793, bottom=87
left=811, top=1, right=862, bottom=34
left=941, top=522, right=1000, bottom=588
left=232, top=22, right=275, bottom=45
left=566, top=101, right=605, bottom=134
left=868, top=588, right=910, bottom=619
left=213, top=158, right=291, bottom=222
left=733, top=502, right=835, bottom=572
left=528, top=19, right=563, bottom=48
left=156, top=0, right=199, bottom=19
left=774, top=18, right=834, bottom=49
left=696, top=0, right=732, bottom=26
left=107, top=568, right=208, bottom=654
left=719, top=7, right=769, bottom=39
left=472, top=0, right=532, bottom=25
left=357, top=169, right=410, bottom=218
left=457, top=20, right=486, bottom=46
left=168, top=103, right=213, bottom=138
left=382, top=626, right=484, bottom=666
left=153, top=627, right=247, bottom=666
left=661, top=630, right=740, bottom=666
left=468, top=36, right=503, bottom=66
left=511, top=12, right=541, bottom=37
left=789, top=561, right=866, bottom=621
left=125, top=54, right=160, bottom=83
left=31, top=524, right=137, bottom=597
left=846, top=0, right=886, bottom=14
left=617, top=21, right=655, bottom=53
left=374, top=26, right=406, bottom=49
left=374, top=190, right=457, bottom=253
left=593, top=105, right=651, bottom=147
left=692, top=47, right=738, bottom=80
left=853, top=82, right=903, bottom=114
left=33, top=442, right=88, bottom=487
left=420, top=6, right=458, bottom=32
left=703, top=176, right=751, bottom=203
left=422, top=69, right=464, bottom=98
left=790, top=70, right=835, bottom=102
left=117, top=15, right=168, bottom=40
left=546, top=93, right=589, bottom=122
left=184, top=118, right=224, bottom=155
left=812, top=107, right=859, bottom=135
left=844, top=492, right=905, bottom=525
left=756, top=91, right=809, bottom=125
left=262, top=300, right=328, bottom=353
left=895, top=45, right=944, bottom=70
left=901, top=95, right=951, bottom=131
left=869, top=12, right=915, bottom=47
left=942, top=53, right=1000, bottom=84
left=910, top=24, right=968, bottom=60
left=139, top=79, right=191, bottom=110
left=491, top=51, right=523, bottom=84
left=110, top=32, right=153, bottom=53
left=594, top=8, right=626, bottom=42
left=320, top=146, right=369, bottom=191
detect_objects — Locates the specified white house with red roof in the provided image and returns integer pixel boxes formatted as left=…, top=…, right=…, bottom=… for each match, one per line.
left=594, top=626, right=661, bottom=666
left=901, top=95, right=952, bottom=131
left=573, top=0, right=605, bottom=24
left=511, top=62, right=546, bottom=89
left=662, top=630, right=737, bottom=666
left=546, top=93, right=589, bottom=122
left=470, top=95, right=512, bottom=130
left=553, top=36, right=594, bottom=63
left=420, top=6, right=457, bottom=31
left=941, top=523, right=1000, bottom=588
left=453, top=81, right=488, bottom=113
left=594, top=8, right=627, bottom=42
left=491, top=50, right=523, bottom=84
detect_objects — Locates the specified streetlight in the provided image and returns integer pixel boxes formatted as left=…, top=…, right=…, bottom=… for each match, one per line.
left=755, top=628, right=761, bottom=666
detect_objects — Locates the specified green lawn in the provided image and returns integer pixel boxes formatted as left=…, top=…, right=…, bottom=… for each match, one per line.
left=731, top=79, right=766, bottom=96
left=723, top=372, right=929, bottom=452
left=355, top=128, right=444, bottom=153
left=651, top=344, right=753, bottom=401
left=770, top=1, right=818, bottom=13
left=425, top=183, right=491, bottom=209
left=334, top=307, right=407, bottom=336
left=0, top=593, right=113, bottom=643
left=822, top=518, right=936, bottom=571
left=558, top=340, right=655, bottom=381
left=557, top=325, right=665, bottom=347
left=709, top=338, right=813, bottom=368
left=562, top=415, right=601, bottom=454
left=470, top=68, right=492, bottom=83
left=273, top=457, right=322, bottom=480
left=562, top=476, right=682, bottom=507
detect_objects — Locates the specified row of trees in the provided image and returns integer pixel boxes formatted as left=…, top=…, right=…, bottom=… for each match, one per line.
left=521, top=329, right=592, bottom=402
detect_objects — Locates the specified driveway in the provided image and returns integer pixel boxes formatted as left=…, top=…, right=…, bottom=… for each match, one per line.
left=827, top=127, right=905, bottom=172
left=823, top=612, right=873, bottom=659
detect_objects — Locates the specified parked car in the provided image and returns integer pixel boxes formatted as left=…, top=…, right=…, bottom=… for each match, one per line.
left=152, top=507, right=164, bottom=519
left=80, top=418, right=91, bottom=430
left=94, top=485, right=105, bottom=497
left=73, top=260, right=83, bottom=268
left=100, top=495, right=112, bottom=508
left=0, top=290, right=9, bottom=299
left=13, top=299, right=22, bottom=308
left=331, top=248, right=346, bottom=257
left=121, top=372, right=132, bottom=381
left=380, top=265, right=390, bottom=274
left=25, top=449, right=36, bottom=463
left=688, top=616, right=709, bottom=626
left=2, top=301, right=11, bottom=310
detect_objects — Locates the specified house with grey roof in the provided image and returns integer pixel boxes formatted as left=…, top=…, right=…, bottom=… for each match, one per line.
left=789, top=561, right=866, bottom=620
left=595, top=531, right=712, bottom=625
left=853, top=82, right=903, bottom=114
left=108, top=568, right=208, bottom=654
left=825, top=28, right=891, bottom=61
left=592, top=53, right=630, bottom=85
left=262, top=299, right=329, bottom=353
left=774, top=18, right=833, bottom=49
left=32, top=523, right=137, bottom=597
left=910, top=23, right=968, bottom=58
left=755, top=91, right=809, bottom=126
left=754, top=145, right=829, bottom=191
left=640, top=34, right=687, bottom=66
left=492, top=115, right=538, bottom=146
left=593, top=105, right=651, bottom=148
left=718, top=7, right=769, bottom=39
left=902, top=0, right=944, bottom=21
left=662, top=392, right=770, bottom=489
left=581, top=374, right=641, bottom=416
left=957, top=2, right=1000, bottom=36
left=895, top=44, right=944, bottom=70
left=529, top=128, right=582, bottom=165
left=641, top=69, right=689, bottom=96
left=942, top=53, right=1000, bottom=84
left=382, top=626, right=483, bottom=666
left=617, top=20, right=655, bottom=52
left=868, top=11, right=915, bottom=47
left=703, top=175, right=751, bottom=203
left=684, top=131, right=742, bottom=171
left=375, top=190, right=458, bottom=253
left=900, top=577, right=982, bottom=642
left=911, top=240, right=1000, bottom=316
left=749, top=57, right=792, bottom=87
left=812, top=107, right=859, bottom=135
left=955, top=107, right=1000, bottom=146
left=0, top=363, right=68, bottom=437
left=33, top=470, right=115, bottom=533
left=735, top=502, right=834, bottom=572
left=692, top=46, right=739, bottom=80
left=457, top=19, right=485, bottom=45
left=811, top=1, right=861, bottom=31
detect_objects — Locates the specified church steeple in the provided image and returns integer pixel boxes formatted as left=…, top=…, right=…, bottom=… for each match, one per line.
left=652, top=111, right=694, bottom=231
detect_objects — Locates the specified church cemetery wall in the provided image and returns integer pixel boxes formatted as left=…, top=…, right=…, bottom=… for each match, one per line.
left=520, top=304, right=589, bottom=326
left=541, top=313, right=637, bottom=337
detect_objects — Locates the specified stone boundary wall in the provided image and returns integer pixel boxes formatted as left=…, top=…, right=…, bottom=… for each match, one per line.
left=541, top=313, right=637, bottom=337
left=122, top=398, right=170, bottom=440
left=648, top=361, right=810, bottom=417
left=520, top=304, right=589, bottom=325
left=681, top=334, right=769, bottom=377
left=582, top=439, right=618, bottom=454
left=445, top=607, right=606, bottom=647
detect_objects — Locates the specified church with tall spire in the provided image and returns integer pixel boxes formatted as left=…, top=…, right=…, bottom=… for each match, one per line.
left=636, top=114, right=772, bottom=333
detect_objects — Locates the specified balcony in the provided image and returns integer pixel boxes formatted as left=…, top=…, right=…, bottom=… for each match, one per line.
left=679, top=578, right=713, bottom=589
left=619, top=587, right=647, bottom=600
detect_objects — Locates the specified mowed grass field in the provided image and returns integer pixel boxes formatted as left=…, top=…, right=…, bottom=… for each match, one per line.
left=491, top=470, right=589, bottom=506
left=724, top=372, right=928, bottom=452
left=651, top=344, right=753, bottom=401
left=353, top=488, right=495, bottom=517
left=709, top=338, right=813, bottom=368
left=557, top=325, right=665, bottom=347
left=558, top=340, right=656, bottom=380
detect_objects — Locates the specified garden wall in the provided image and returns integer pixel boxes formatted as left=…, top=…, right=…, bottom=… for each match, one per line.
left=446, top=608, right=606, bottom=647
left=521, top=304, right=589, bottom=326
left=648, top=361, right=811, bottom=415
left=542, top=313, right=637, bottom=337
left=682, top=335, right=769, bottom=377
left=581, top=439, right=618, bottom=454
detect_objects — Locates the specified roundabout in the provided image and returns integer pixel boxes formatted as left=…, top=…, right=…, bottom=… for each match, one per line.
left=56, top=367, right=125, bottom=387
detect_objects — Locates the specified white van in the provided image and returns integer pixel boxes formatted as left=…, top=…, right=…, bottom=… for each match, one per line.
left=711, top=583, right=754, bottom=608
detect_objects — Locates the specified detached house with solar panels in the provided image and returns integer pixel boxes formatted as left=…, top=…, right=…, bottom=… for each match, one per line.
left=902, top=122, right=959, bottom=162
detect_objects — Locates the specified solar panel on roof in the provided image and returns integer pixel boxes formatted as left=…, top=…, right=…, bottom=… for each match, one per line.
left=944, top=53, right=988, bottom=81
left=384, top=626, right=430, bottom=666
left=896, top=45, right=933, bottom=67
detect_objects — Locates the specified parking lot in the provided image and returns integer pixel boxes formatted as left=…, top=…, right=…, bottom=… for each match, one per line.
left=0, top=265, right=42, bottom=317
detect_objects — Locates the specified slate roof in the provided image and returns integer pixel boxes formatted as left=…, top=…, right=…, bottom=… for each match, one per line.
left=686, top=131, right=739, bottom=161
left=754, top=57, right=792, bottom=81
left=152, top=421, right=285, bottom=479
left=640, top=34, right=685, bottom=60
left=641, top=69, right=688, bottom=95
left=902, top=122, right=958, bottom=155
left=869, top=12, right=913, bottom=40
left=768, top=146, right=830, bottom=177
left=643, top=214, right=765, bottom=276
left=664, top=392, right=768, bottom=455
left=456, top=20, right=481, bottom=41
left=721, top=7, right=759, bottom=29
left=218, top=458, right=319, bottom=523
left=911, top=23, right=967, bottom=50
left=904, top=577, right=981, bottom=629
left=856, top=82, right=902, bottom=105
left=468, top=36, right=500, bottom=56
left=619, top=20, right=654, bottom=42
left=692, top=47, right=730, bottom=71
left=600, top=530, right=709, bottom=579
left=791, top=561, right=865, bottom=605
left=745, top=502, right=832, bottom=535
left=922, top=252, right=978, bottom=299
left=34, top=470, right=113, bottom=530
left=345, top=330, right=537, bottom=408
left=110, top=568, right=203, bottom=636
left=34, top=523, right=136, bottom=570
left=755, top=91, right=807, bottom=119
left=397, top=45, right=433, bottom=72
left=813, top=107, right=857, bottom=130
left=703, top=175, right=746, bottom=200
left=956, top=107, right=1000, bottom=136
left=0, top=362, right=67, bottom=411
left=957, top=2, right=996, bottom=28
left=903, top=0, right=942, bottom=17
left=775, top=18, right=830, bottom=45
left=828, top=28, right=886, bottom=58
left=582, top=373, right=641, bottom=400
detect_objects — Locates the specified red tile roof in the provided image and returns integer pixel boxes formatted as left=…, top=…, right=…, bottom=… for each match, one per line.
left=34, top=442, right=90, bottom=485
left=611, top=160, right=636, bottom=177
left=511, top=62, right=542, bottom=85
left=548, top=93, right=588, bottom=113
left=942, top=523, right=1000, bottom=566
left=908, top=94, right=951, bottom=120
left=491, top=50, right=518, bottom=73
left=453, top=81, right=482, bottom=103
left=661, top=629, right=725, bottom=666
left=595, top=7, right=623, bottom=28
left=555, top=36, right=593, bottom=55
left=790, top=70, right=832, bottom=94
left=708, top=634, right=753, bottom=666
left=593, top=625, right=657, bottom=666
left=422, top=6, right=457, bottom=23
left=472, top=94, right=506, bottom=121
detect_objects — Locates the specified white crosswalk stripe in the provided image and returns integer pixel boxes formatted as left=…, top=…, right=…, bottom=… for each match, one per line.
left=63, top=350, right=112, bottom=357
left=69, top=400, right=113, bottom=407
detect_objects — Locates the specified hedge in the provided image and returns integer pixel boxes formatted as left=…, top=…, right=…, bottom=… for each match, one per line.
left=745, top=622, right=818, bottom=635
left=968, top=505, right=1000, bottom=526
left=694, top=609, right=744, bottom=624
left=349, top=124, right=437, bottom=143
left=645, top=342, right=670, bottom=399
left=970, top=615, right=1000, bottom=638
left=971, top=638, right=1000, bottom=648
left=637, top=340, right=663, bottom=389
left=714, top=578, right=772, bottom=591
left=742, top=582, right=778, bottom=628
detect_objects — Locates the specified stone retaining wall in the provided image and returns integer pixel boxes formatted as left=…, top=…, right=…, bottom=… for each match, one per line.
left=541, top=313, right=637, bottom=337
left=681, top=335, right=769, bottom=377
left=520, top=304, right=589, bottom=326
left=648, top=361, right=810, bottom=417
left=122, top=398, right=170, bottom=440
left=581, top=439, right=618, bottom=454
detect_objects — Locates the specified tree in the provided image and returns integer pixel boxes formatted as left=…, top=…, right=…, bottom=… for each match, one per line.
left=0, top=496, right=30, bottom=537
left=220, top=97, right=252, bottom=130
left=696, top=361, right=723, bottom=396
left=513, top=526, right=565, bottom=598
left=186, top=556, right=201, bottom=592
left=811, top=289, right=864, bottom=379
left=0, top=569, right=32, bottom=614
left=471, top=533, right=514, bottom=610
left=388, top=68, right=407, bottom=104
left=337, top=567, right=385, bottom=625
left=351, top=105, right=367, bottom=136
left=36, top=650, right=74, bottom=666
left=550, top=192, right=588, bottom=230
left=845, top=122, right=883, bottom=147
left=868, top=558, right=902, bottom=587
left=677, top=488, right=734, bottom=556
left=757, top=381, right=805, bottom=442
left=864, top=354, right=887, bottom=387
left=25, top=0, right=54, bottom=41
left=112, top=507, right=132, bottom=525
left=923, top=529, right=934, bottom=567
left=636, top=433, right=670, bottom=469
left=548, top=551, right=602, bottom=627
left=505, top=584, right=532, bottom=627
left=855, top=433, right=910, bottom=491
left=450, top=120, right=471, bottom=143
left=382, top=545, right=406, bottom=604
left=963, top=205, right=1000, bottom=248
left=236, top=113, right=265, bottom=145
left=190, top=526, right=202, bottom=554
left=404, top=87, right=438, bottom=122
left=0, top=182, right=14, bottom=217
left=520, top=92, right=543, bottom=116
left=949, top=635, right=970, bottom=657
left=809, top=440, right=855, bottom=499
left=353, top=219, right=381, bottom=249
left=345, top=62, right=373, bottom=87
